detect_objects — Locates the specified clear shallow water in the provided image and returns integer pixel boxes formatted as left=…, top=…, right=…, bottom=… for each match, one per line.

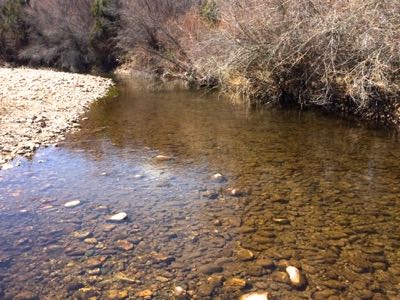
left=0, top=78, right=399, bottom=299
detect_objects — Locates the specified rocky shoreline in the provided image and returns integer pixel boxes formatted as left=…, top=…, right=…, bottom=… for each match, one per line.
left=0, top=67, right=113, bottom=169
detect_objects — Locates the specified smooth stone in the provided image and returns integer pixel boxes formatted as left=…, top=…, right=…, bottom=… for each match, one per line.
left=104, top=289, right=129, bottom=300
left=86, top=256, right=107, bottom=268
left=155, top=276, right=170, bottom=283
left=199, top=264, right=223, bottom=275
left=72, top=231, right=93, bottom=240
left=136, top=289, right=153, bottom=298
left=152, top=253, right=175, bottom=264
left=66, top=282, right=84, bottom=292
left=197, top=276, right=223, bottom=296
left=87, top=268, right=101, bottom=275
left=109, top=212, right=128, bottom=222
left=272, top=271, right=290, bottom=284
left=103, top=224, right=116, bottom=232
left=116, top=240, right=134, bottom=251
left=211, top=173, right=226, bottom=182
left=286, top=266, right=306, bottom=289
left=236, top=248, right=255, bottom=261
left=224, top=278, right=247, bottom=289
left=64, top=200, right=81, bottom=208
left=155, top=155, right=173, bottom=161
left=312, top=289, right=338, bottom=300
left=197, top=284, right=216, bottom=297
left=321, top=279, right=347, bottom=290
left=256, top=258, right=275, bottom=269
left=174, top=286, right=186, bottom=298
left=14, top=291, right=38, bottom=300
left=227, top=188, right=243, bottom=197
left=84, top=238, right=98, bottom=245
left=272, top=218, right=290, bottom=225
left=240, top=292, right=269, bottom=300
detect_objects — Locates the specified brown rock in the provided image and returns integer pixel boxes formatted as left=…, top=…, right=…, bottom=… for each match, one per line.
left=116, top=240, right=134, bottom=251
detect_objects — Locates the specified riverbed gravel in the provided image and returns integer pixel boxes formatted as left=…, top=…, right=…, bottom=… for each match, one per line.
left=0, top=67, right=113, bottom=169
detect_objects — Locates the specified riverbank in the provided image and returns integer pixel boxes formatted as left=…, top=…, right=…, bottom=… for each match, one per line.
left=0, top=67, right=113, bottom=169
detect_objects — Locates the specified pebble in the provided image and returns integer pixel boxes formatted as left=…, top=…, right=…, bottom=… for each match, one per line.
left=174, top=286, right=186, bottom=297
left=224, top=278, right=247, bottom=289
left=211, top=173, right=226, bottom=182
left=256, top=258, right=275, bottom=269
left=240, top=292, right=269, bottom=300
left=84, top=238, right=98, bottom=245
left=286, top=266, right=306, bottom=289
left=199, top=264, right=223, bottom=275
left=64, top=200, right=81, bottom=208
left=104, top=289, right=129, bottom=300
left=109, top=212, right=128, bottom=222
left=272, top=271, right=290, bottom=284
left=272, top=218, right=290, bottom=225
left=155, top=155, right=173, bottom=161
left=102, top=224, right=116, bottom=232
left=236, top=248, right=255, bottom=261
left=72, top=231, right=93, bottom=240
left=14, top=291, right=38, bottom=300
left=66, top=282, right=84, bottom=292
left=86, top=256, right=107, bottom=268
left=136, top=289, right=153, bottom=298
left=116, top=240, right=134, bottom=251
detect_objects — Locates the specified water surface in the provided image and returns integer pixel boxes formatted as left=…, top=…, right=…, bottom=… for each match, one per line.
left=0, top=78, right=399, bottom=299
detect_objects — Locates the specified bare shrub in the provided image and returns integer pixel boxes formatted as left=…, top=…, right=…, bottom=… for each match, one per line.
left=206, top=0, right=400, bottom=123
left=118, top=0, right=200, bottom=76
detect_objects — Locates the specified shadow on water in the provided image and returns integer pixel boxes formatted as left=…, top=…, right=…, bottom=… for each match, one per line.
left=0, top=76, right=399, bottom=299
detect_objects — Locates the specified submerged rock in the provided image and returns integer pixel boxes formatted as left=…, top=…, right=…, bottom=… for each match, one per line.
left=136, top=289, right=153, bottom=298
left=86, top=256, right=107, bottom=268
left=236, top=248, right=255, bottom=261
left=240, top=292, right=269, bottom=300
left=109, top=212, right=128, bottom=222
left=116, top=240, right=134, bottom=251
left=64, top=200, right=81, bottom=208
left=174, top=286, right=186, bottom=298
left=104, top=289, right=129, bottom=300
left=14, top=291, right=38, bottom=300
left=72, top=231, right=93, bottom=240
left=83, top=238, right=98, bottom=245
left=224, top=278, right=247, bottom=289
left=286, top=266, right=307, bottom=289
left=199, top=264, right=223, bottom=275
left=211, top=173, right=226, bottom=183
left=155, top=155, right=173, bottom=161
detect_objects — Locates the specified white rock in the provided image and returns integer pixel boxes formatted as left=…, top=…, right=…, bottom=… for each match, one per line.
left=174, top=286, right=186, bottom=297
left=211, top=173, right=226, bottom=182
left=109, top=212, right=128, bottom=222
left=155, top=155, right=173, bottom=161
left=240, top=292, right=269, bottom=300
left=64, top=200, right=81, bottom=208
left=286, top=266, right=304, bottom=287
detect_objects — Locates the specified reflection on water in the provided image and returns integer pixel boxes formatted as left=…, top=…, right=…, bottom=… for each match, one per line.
left=0, top=78, right=400, bottom=299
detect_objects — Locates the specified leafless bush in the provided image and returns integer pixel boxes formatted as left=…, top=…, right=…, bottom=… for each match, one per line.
left=205, top=0, right=400, bottom=123
left=118, top=0, right=200, bottom=77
